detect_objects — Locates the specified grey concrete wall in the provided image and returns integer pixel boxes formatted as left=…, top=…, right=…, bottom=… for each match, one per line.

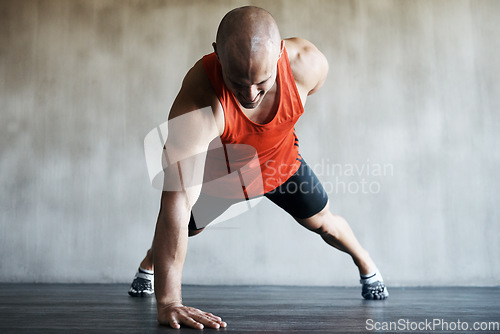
left=1, top=0, right=499, bottom=286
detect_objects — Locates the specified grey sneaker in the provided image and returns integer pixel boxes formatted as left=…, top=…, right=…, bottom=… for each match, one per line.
left=128, top=268, right=154, bottom=297
left=360, top=271, right=389, bottom=300
left=361, top=280, right=389, bottom=300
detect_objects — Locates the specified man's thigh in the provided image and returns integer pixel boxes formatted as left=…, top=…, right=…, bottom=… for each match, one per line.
left=189, top=191, right=246, bottom=231
left=264, top=159, right=329, bottom=220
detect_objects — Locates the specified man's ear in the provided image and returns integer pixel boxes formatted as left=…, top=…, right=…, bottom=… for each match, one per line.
left=212, top=42, right=219, bottom=60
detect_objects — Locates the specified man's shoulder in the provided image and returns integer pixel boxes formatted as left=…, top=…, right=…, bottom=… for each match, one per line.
left=284, top=37, right=329, bottom=95
left=284, top=38, right=315, bottom=59
left=284, top=38, right=321, bottom=71
left=182, top=59, right=216, bottom=100
left=168, top=58, right=223, bottom=129
left=174, top=58, right=221, bottom=112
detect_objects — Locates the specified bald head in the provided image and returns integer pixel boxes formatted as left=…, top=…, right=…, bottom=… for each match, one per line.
left=213, top=7, right=283, bottom=109
left=215, top=6, right=282, bottom=63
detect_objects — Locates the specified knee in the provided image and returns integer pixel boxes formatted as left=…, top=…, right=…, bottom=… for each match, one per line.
left=300, top=203, right=336, bottom=236
left=315, top=211, right=344, bottom=240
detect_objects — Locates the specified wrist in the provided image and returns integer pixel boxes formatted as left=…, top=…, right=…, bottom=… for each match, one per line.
left=157, top=299, right=183, bottom=309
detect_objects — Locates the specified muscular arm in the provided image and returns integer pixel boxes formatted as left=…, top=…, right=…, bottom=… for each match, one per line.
left=284, top=37, right=329, bottom=97
left=153, top=60, right=225, bottom=329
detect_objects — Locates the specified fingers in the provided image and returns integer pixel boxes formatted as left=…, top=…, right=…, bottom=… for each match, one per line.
left=178, top=315, right=204, bottom=330
left=188, top=308, right=227, bottom=329
left=200, top=310, right=222, bottom=323
left=168, top=318, right=181, bottom=329
left=161, top=305, right=226, bottom=329
left=204, top=312, right=227, bottom=328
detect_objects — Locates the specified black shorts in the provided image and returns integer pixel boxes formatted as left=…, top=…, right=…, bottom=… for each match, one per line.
left=189, top=159, right=329, bottom=230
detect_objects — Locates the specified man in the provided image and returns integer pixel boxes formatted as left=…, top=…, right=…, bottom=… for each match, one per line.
left=129, top=6, right=388, bottom=329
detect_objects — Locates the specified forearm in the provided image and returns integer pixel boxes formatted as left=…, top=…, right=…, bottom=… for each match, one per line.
left=153, top=191, right=191, bottom=306
left=152, top=189, right=226, bottom=330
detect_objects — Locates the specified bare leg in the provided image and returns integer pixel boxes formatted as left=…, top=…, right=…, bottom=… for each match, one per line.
left=129, top=228, right=205, bottom=297
left=140, top=248, right=154, bottom=272
left=138, top=228, right=204, bottom=273
left=294, top=201, right=376, bottom=276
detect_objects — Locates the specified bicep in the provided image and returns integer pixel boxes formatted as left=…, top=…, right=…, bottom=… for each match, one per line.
left=307, top=45, right=328, bottom=95
left=165, top=101, right=218, bottom=165
left=298, top=39, right=328, bottom=96
left=161, top=68, right=220, bottom=206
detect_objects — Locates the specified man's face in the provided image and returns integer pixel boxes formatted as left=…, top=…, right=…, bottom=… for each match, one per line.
left=219, top=47, right=279, bottom=110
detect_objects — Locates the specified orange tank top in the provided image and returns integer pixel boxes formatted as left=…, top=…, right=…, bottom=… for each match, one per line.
left=201, top=48, right=304, bottom=198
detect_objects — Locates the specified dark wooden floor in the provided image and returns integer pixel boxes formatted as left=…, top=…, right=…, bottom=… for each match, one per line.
left=0, top=284, right=499, bottom=333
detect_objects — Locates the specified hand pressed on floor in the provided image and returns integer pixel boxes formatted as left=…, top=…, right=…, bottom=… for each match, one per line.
left=158, top=302, right=227, bottom=329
